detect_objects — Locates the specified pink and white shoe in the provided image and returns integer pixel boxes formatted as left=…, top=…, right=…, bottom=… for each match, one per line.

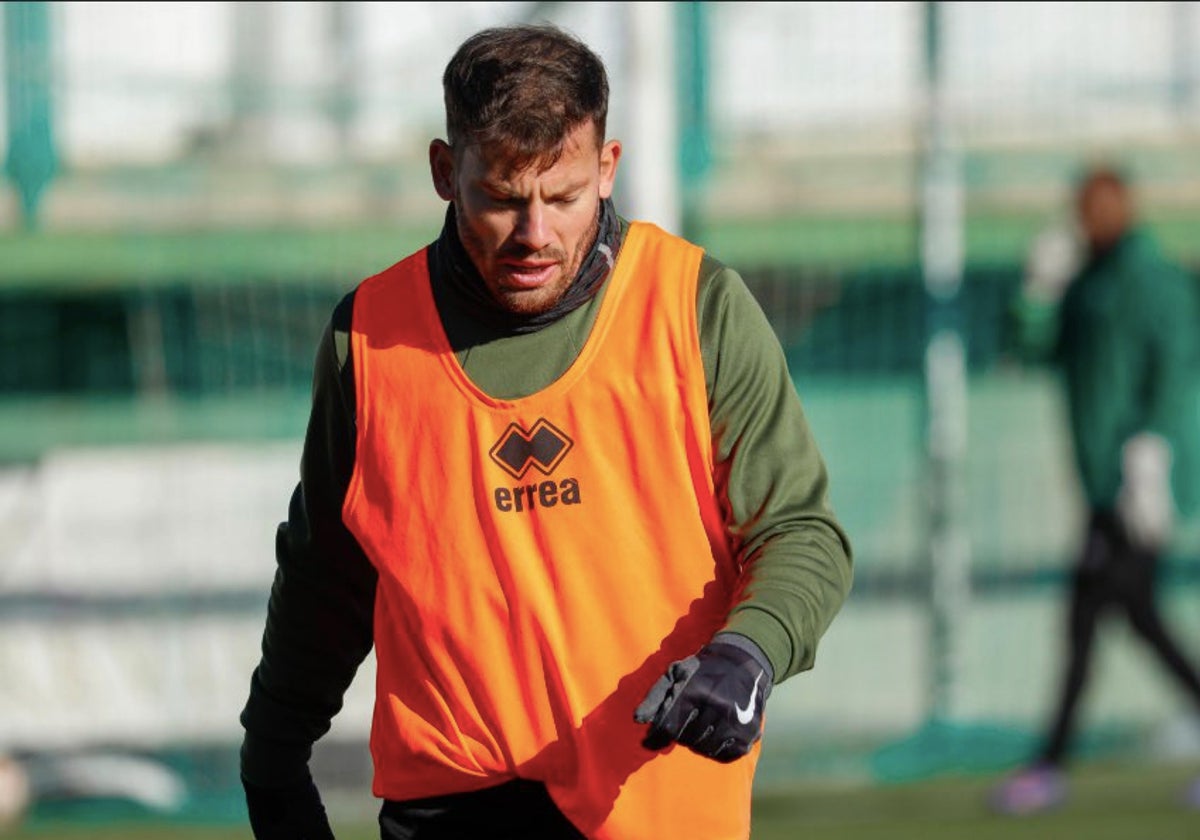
left=1182, top=775, right=1200, bottom=810
left=989, top=765, right=1067, bottom=816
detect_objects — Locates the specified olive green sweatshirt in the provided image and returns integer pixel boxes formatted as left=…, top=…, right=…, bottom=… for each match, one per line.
left=240, top=219, right=853, bottom=787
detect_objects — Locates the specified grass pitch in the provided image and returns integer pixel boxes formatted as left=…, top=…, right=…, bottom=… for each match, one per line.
left=8, top=761, right=1199, bottom=839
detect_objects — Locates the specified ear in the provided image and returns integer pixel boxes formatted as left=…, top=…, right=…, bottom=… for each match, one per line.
left=598, top=139, right=621, bottom=200
left=429, top=139, right=456, bottom=201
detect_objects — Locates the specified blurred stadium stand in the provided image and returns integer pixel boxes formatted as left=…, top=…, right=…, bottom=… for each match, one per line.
left=2, top=0, right=1200, bottom=822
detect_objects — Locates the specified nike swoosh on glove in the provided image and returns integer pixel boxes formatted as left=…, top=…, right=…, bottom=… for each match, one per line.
left=244, top=773, right=336, bottom=840
left=633, top=634, right=773, bottom=763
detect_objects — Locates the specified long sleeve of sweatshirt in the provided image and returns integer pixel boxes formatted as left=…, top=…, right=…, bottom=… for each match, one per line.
left=239, top=237, right=853, bottom=784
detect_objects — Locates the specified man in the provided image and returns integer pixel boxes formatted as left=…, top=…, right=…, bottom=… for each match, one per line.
left=991, top=166, right=1200, bottom=815
left=239, top=24, right=852, bottom=840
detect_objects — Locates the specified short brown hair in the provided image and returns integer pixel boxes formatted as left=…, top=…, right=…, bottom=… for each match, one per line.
left=1075, top=163, right=1131, bottom=200
left=442, top=24, right=609, bottom=170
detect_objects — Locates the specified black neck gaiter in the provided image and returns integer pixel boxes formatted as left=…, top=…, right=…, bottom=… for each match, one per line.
left=431, top=197, right=619, bottom=336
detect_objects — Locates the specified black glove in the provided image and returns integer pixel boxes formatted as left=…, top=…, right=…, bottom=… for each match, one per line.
left=634, top=634, right=773, bottom=763
left=243, top=773, right=336, bottom=840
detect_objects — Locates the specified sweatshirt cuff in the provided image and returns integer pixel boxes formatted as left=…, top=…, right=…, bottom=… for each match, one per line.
left=240, top=730, right=315, bottom=790
left=720, top=607, right=801, bottom=684
left=711, top=631, right=775, bottom=685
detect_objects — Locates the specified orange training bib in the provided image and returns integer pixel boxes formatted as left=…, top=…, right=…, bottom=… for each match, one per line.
left=343, top=222, right=758, bottom=839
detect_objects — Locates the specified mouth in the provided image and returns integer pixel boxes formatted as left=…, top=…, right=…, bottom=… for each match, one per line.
left=497, top=260, right=559, bottom=290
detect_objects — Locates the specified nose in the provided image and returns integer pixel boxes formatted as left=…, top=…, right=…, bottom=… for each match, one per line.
left=513, top=201, right=552, bottom=253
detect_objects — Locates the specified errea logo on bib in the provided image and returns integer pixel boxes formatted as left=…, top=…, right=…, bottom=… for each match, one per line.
left=488, top=419, right=581, bottom=512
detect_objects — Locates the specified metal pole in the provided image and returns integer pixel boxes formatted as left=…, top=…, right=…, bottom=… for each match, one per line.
left=4, top=1, right=57, bottom=230
left=920, top=0, right=970, bottom=723
left=228, top=1, right=274, bottom=159
left=1170, top=0, right=1197, bottom=123
left=326, top=1, right=357, bottom=155
left=619, top=2, right=682, bottom=234
left=675, top=1, right=711, bottom=243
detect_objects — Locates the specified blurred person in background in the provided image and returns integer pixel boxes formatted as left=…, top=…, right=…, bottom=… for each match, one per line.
left=238, top=23, right=852, bottom=840
left=991, top=165, right=1200, bottom=815
left=0, top=750, right=188, bottom=833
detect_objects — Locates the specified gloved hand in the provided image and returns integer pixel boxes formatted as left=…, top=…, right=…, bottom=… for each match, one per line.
left=1116, top=431, right=1174, bottom=552
left=1021, top=222, right=1083, bottom=305
left=634, top=634, right=772, bottom=764
left=243, top=772, right=336, bottom=840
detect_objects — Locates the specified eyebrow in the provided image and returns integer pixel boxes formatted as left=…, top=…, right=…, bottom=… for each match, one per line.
left=480, top=179, right=588, bottom=200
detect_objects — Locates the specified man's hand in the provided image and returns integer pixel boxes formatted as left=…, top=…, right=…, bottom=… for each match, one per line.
left=634, top=635, right=772, bottom=764
left=1117, top=431, right=1174, bottom=552
left=243, top=773, right=336, bottom=840
left=1022, top=222, right=1082, bottom=305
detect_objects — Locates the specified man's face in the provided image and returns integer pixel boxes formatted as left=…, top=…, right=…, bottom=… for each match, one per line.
left=430, top=121, right=621, bottom=315
left=1077, top=180, right=1132, bottom=253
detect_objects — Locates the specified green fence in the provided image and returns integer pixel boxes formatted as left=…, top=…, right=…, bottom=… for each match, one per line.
left=4, top=1, right=1200, bottom=827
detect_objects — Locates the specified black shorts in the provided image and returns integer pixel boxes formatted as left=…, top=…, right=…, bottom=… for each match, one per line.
left=378, top=778, right=586, bottom=840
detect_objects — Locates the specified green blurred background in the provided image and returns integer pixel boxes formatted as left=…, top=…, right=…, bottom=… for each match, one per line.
left=3, top=0, right=1200, bottom=835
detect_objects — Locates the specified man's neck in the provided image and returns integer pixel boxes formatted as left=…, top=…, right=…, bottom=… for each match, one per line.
left=430, top=199, right=622, bottom=346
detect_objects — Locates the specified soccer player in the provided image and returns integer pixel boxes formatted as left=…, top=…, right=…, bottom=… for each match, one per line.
left=239, top=24, right=852, bottom=839
left=991, top=166, right=1200, bottom=815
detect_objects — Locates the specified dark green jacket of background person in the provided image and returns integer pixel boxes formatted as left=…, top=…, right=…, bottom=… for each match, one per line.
left=239, top=217, right=854, bottom=787
left=1012, top=228, right=1200, bottom=517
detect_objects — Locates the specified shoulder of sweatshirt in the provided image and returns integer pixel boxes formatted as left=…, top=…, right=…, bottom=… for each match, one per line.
left=331, top=290, right=355, bottom=372
left=693, top=251, right=778, bottom=393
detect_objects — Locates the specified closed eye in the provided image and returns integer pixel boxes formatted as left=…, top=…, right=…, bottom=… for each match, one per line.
left=484, top=192, right=522, bottom=207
